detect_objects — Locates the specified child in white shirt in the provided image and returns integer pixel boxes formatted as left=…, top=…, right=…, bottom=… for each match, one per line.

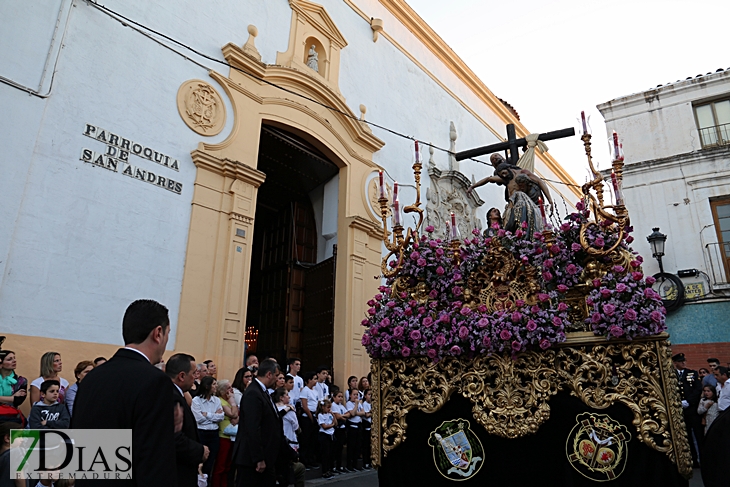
left=317, top=399, right=336, bottom=479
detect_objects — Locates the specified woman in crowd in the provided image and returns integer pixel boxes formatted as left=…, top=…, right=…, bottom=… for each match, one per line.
left=698, top=385, right=719, bottom=434
left=192, top=376, right=224, bottom=484
left=299, top=371, right=319, bottom=468
left=0, top=350, right=28, bottom=410
left=29, top=352, right=68, bottom=405
left=212, top=380, right=238, bottom=487
left=357, top=377, right=370, bottom=400
left=275, top=372, right=286, bottom=390
left=231, top=367, right=252, bottom=410
left=65, top=361, right=94, bottom=416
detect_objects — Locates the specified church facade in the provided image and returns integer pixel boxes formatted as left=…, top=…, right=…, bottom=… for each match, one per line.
left=0, top=0, right=579, bottom=384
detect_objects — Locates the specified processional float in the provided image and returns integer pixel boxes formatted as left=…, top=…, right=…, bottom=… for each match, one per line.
left=364, top=128, right=692, bottom=486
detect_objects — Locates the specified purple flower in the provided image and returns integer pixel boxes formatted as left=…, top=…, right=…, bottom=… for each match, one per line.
left=600, top=288, right=612, bottom=298
left=613, top=265, right=625, bottom=273
left=417, top=258, right=427, bottom=266
left=436, top=266, right=445, bottom=275
left=558, top=302, right=568, bottom=312
left=381, top=340, right=391, bottom=352
left=427, top=348, right=437, bottom=359
left=526, top=320, right=537, bottom=332
left=367, top=299, right=376, bottom=306
left=401, top=346, right=411, bottom=357
left=616, top=283, right=627, bottom=293
left=632, top=272, right=644, bottom=281
left=626, top=235, right=634, bottom=243
left=428, top=289, right=439, bottom=299
left=410, top=251, right=420, bottom=260
left=538, top=293, right=550, bottom=303
left=482, top=336, right=491, bottom=347
left=624, top=309, right=637, bottom=321
left=591, top=312, right=602, bottom=324
left=409, top=330, right=421, bottom=341
left=557, top=284, right=569, bottom=293
left=453, top=286, right=463, bottom=297
left=435, top=334, right=446, bottom=346
left=511, top=340, right=522, bottom=351
left=650, top=310, right=663, bottom=323
left=423, top=316, right=433, bottom=327
left=542, top=271, right=554, bottom=281
left=393, top=326, right=404, bottom=338
left=566, top=264, right=579, bottom=275
left=544, top=259, right=554, bottom=268
left=609, top=325, right=624, bottom=338
left=429, top=240, right=439, bottom=249
left=499, top=329, right=512, bottom=340
left=477, top=304, right=487, bottom=313
left=602, top=304, right=616, bottom=316
left=368, top=307, right=376, bottom=315
left=644, top=288, right=657, bottom=299
left=511, top=311, right=522, bottom=323
left=571, top=243, right=582, bottom=252
left=458, top=326, right=469, bottom=339
left=594, top=237, right=605, bottom=247
left=381, top=318, right=391, bottom=326
left=592, top=279, right=602, bottom=288
left=497, top=229, right=506, bottom=237
left=450, top=345, right=461, bottom=355
left=387, top=301, right=396, bottom=308
left=553, top=317, right=563, bottom=327
left=630, top=260, right=641, bottom=268
left=516, top=299, right=526, bottom=307
left=539, top=339, right=551, bottom=350
left=477, top=318, right=489, bottom=328
left=361, top=334, right=371, bottom=345
left=576, top=201, right=585, bottom=211
left=425, top=225, right=435, bottom=233
left=646, top=276, right=656, bottom=285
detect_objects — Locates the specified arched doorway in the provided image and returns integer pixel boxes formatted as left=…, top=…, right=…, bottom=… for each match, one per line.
left=245, top=125, right=339, bottom=367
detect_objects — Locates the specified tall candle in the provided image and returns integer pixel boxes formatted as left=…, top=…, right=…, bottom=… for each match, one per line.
left=393, top=181, right=398, bottom=202
left=581, top=111, right=588, bottom=135
left=611, top=171, right=622, bottom=204
left=393, top=199, right=401, bottom=226
left=415, top=140, right=420, bottom=163
left=538, top=197, right=546, bottom=223
left=450, top=212, right=458, bottom=240
left=378, top=170, right=385, bottom=198
left=612, top=131, right=620, bottom=160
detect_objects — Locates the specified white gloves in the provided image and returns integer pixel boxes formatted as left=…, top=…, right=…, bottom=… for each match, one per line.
left=681, top=400, right=689, bottom=408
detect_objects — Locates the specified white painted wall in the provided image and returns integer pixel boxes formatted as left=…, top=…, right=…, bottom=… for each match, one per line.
left=0, top=0, right=578, bottom=346
left=598, top=71, right=730, bottom=287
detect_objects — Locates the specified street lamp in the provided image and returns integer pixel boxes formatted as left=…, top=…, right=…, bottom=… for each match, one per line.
left=646, top=227, right=667, bottom=274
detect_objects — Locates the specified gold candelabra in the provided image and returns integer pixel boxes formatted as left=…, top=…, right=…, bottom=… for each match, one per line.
left=378, top=144, right=425, bottom=278
left=579, top=133, right=630, bottom=257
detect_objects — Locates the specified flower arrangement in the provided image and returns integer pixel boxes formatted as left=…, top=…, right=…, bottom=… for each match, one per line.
left=361, top=203, right=666, bottom=361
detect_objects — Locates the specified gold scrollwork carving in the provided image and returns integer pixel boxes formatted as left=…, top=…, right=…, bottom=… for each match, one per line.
left=370, top=335, right=691, bottom=479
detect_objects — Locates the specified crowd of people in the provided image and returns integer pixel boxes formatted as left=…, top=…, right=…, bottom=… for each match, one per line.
left=672, top=352, right=729, bottom=471
left=0, top=300, right=374, bottom=487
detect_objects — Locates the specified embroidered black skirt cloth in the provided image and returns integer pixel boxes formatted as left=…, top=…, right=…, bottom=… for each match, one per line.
left=377, top=392, right=688, bottom=487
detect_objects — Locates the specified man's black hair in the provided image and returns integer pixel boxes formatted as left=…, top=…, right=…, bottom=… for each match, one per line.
left=203, top=359, right=214, bottom=365
left=257, top=358, right=279, bottom=378
left=285, top=374, right=295, bottom=383
left=288, top=357, right=301, bottom=365
left=40, top=379, right=60, bottom=394
left=122, top=299, right=169, bottom=345
left=717, top=366, right=729, bottom=377
left=303, top=370, right=318, bottom=382
left=708, top=358, right=720, bottom=364
left=316, top=365, right=329, bottom=374
left=93, top=357, right=107, bottom=365
left=166, top=353, right=196, bottom=379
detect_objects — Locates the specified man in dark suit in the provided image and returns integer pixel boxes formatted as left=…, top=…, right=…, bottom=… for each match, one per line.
left=672, top=352, right=703, bottom=468
left=233, top=358, right=282, bottom=487
left=71, top=299, right=178, bottom=485
left=167, top=353, right=209, bottom=487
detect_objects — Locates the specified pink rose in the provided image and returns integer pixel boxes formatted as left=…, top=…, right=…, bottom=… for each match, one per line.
left=460, top=306, right=471, bottom=316
left=632, top=272, right=643, bottom=281
left=613, top=265, right=625, bottom=273
left=576, top=201, right=585, bottom=211
left=624, top=309, right=637, bottom=321
left=557, top=284, right=569, bottom=292
left=410, top=251, right=420, bottom=260
left=650, top=310, right=663, bottom=323
left=526, top=320, right=537, bottom=332
left=542, top=271, right=554, bottom=281
left=423, top=316, right=433, bottom=327
left=368, top=307, right=376, bottom=315
left=511, top=340, right=522, bottom=351
left=425, top=225, right=435, bottom=233
left=616, top=283, right=627, bottom=292
left=381, top=318, right=391, bottom=327
left=477, top=318, right=489, bottom=328
left=427, top=348, right=437, bottom=359
left=645, top=276, right=656, bottom=285
left=458, top=326, right=469, bottom=339
left=558, top=302, right=568, bottom=312
left=435, top=334, right=446, bottom=346
left=602, top=304, right=616, bottom=316
left=566, top=264, right=579, bottom=275
left=600, top=288, right=612, bottom=298
left=594, top=237, right=605, bottom=247
left=626, top=236, right=634, bottom=243
left=499, top=329, right=512, bottom=340
left=361, top=319, right=368, bottom=326
left=436, top=266, right=445, bottom=275
left=393, top=326, right=404, bottom=338
left=609, top=325, right=624, bottom=338
left=450, top=345, right=461, bottom=355
left=409, top=330, right=421, bottom=341
left=401, top=346, right=411, bottom=357
left=387, top=301, right=396, bottom=308
left=417, top=258, right=427, bottom=266
left=592, top=279, right=601, bottom=288
left=511, top=311, right=522, bottom=323
left=571, top=243, right=582, bottom=252
left=538, top=293, right=550, bottom=303
left=552, top=316, right=563, bottom=327
left=539, top=339, right=551, bottom=350
left=482, top=336, right=491, bottom=347
left=497, top=229, right=506, bottom=237
left=361, top=334, right=371, bottom=345
left=543, top=259, right=554, bottom=269
left=381, top=340, right=391, bottom=352
left=591, top=312, right=602, bottom=323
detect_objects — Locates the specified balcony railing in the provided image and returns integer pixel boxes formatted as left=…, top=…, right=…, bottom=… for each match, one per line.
left=705, top=241, right=730, bottom=288
left=699, top=123, right=730, bottom=148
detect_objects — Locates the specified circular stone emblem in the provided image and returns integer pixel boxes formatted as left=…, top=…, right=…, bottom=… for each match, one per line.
left=428, top=418, right=484, bottom=481
left=176, top=79, right=226, bottom=136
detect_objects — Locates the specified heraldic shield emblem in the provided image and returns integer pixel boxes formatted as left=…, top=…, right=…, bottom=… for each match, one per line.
left=566, top=412, right=632, bottom=482
left=428, top=419, right=484, bottom=481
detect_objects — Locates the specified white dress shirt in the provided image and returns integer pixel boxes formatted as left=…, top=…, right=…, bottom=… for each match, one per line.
left=718, top=380, right=730, bottom=411
left=191, top=395, right=224, bottom=430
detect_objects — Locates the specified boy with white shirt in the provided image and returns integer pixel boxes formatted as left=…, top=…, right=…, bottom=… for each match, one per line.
left=313, top=366, right=329, bottom=401
left=287, top=357, right=303, bottom=407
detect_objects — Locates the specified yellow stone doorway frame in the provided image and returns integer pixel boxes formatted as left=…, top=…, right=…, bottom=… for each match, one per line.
left=176, top=32, right=386, bottom=382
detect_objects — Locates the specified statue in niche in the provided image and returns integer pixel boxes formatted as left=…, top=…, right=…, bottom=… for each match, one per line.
left=468, top=154, right=553, bottom=236
left=306, top=45, right=319, bottom=72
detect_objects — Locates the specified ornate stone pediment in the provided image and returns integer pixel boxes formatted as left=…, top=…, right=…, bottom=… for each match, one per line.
left=425, top=166, right=483, bottom=240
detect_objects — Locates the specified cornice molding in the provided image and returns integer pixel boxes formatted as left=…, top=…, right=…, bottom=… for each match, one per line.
left=191, top=149, right=267, bottom=187
left=348, top=215, right=383, bottom=240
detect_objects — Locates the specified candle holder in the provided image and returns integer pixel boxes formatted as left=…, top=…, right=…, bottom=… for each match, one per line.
left=378, top=142, right=425, bottom=278
left=578, top=132, right=631, bottom=257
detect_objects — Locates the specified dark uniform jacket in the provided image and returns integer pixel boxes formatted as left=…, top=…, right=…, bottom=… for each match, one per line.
left=676, top=367, right=702, bottom=413
left=173, top=385, right=205, bottom=487
left=71, top=348, right=177, bottom=486
left=233, top=379, right=283, bottom=468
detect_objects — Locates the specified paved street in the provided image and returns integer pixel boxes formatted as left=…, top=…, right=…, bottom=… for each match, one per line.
left=308, top=469, right=378, bottom=486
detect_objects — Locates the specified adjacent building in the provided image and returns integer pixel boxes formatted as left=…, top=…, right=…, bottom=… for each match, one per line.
left=598, top=68, right=730, bottom=369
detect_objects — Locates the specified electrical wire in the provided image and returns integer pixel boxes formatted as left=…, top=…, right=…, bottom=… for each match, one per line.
left=84, top=0, right=581, bottom=191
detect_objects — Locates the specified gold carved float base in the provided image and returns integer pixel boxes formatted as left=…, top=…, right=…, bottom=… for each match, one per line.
left=370, top=333, right=691, bottom=478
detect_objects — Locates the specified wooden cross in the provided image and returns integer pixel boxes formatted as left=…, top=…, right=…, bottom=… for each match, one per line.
left=454, top=124, right=575, bottom=165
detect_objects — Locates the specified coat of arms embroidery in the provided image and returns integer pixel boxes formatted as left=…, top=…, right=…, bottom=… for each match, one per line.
left=566, top=412, right=632, bottom=482
left=428, top=419, right=484, bottom=481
